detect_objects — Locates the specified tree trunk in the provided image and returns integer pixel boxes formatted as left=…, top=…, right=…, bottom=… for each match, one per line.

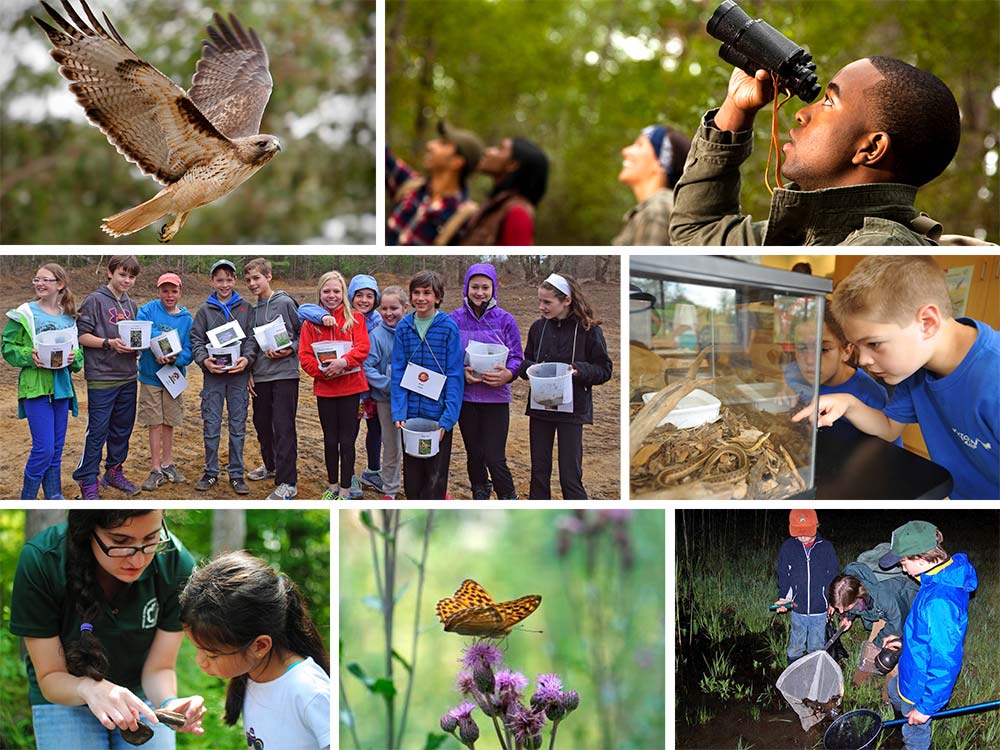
left=25, top=509, right=67, bottom=542
left=211, top=510, right=246, bottom=555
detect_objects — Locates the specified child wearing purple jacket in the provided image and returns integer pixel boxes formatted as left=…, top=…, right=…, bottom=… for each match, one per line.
left=449, top=263, right=524, bottom=499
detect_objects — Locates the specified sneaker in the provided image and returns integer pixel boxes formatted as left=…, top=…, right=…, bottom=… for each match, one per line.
left=382, top=494, right=396, bottom=500
left=160, top=464, right=187, bottom=483
left=78, top=480, right=100, bottom=499
left=267, top=483, right=298, bottom=500
left=347, top=475, right=363, bottom=499
left=321, top=488, right=346, bottom=501
left=142, top=471, right=165, bottom=492
left=195, top=473, right=218, bottom=491
left=471, top=482, right=493, bottom=500
left=360, top=468, right=383, bottom=491
left=230, top=478, right=250, bottom=495
left=101, top=465, right=140, bottom=496
left=247, top=464, right=275, bottom=481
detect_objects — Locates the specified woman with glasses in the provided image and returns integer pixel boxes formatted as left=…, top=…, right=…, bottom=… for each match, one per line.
left=10, top=510, right=206, bottom=749
left=2, top=263, right=83, bottom=499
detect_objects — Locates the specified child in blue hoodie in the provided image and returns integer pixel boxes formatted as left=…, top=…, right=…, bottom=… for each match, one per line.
left=449, top=262, right=524, bottom=499
left=391, top=270, right=464, bottom=499
left=348, top=274, right=384, bottom=494
left=881, top=521, right=978, bottom=750
left=363, top=286, right=407, bottom=499
left=136, top=273, right=193, bottom=492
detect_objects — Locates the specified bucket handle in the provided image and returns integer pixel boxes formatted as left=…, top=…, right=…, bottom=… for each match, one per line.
left=883, top=699, right=1000, bottom=727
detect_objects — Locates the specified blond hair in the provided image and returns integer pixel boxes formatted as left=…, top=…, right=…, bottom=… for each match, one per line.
left=316, top=271, right=355, bottom=333
left=832, top=256, right=951, bottom=328
left=380, top=285, right=407, bottom=307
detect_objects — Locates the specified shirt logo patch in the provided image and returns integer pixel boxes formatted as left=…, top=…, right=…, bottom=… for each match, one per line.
left=952, top=429, right=993, bottom=451
left=246, top=727, right=264, bottom=749
left=141, top=598, right=159, bottom=629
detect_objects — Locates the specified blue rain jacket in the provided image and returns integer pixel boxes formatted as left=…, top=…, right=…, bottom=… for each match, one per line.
left=896, top=553, right=978, bottom=716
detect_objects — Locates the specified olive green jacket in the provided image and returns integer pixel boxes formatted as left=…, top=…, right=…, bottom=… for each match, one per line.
left=669, top=110, right=935, bottom=246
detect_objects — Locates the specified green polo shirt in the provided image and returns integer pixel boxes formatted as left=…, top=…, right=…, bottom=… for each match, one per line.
left=10, top=523, right=196, bottom=706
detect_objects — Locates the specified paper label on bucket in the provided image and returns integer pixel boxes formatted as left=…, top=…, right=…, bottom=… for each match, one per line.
left=530, top=376, right=574, bottom=413
left=400, top=362, right=446, bottom=400
left=156, top=364, right=188, bottom=398
left=207, top=320, right=245, bottom=349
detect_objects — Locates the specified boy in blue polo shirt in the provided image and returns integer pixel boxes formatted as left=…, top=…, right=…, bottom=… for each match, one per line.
left=880, top=520, right=978, bottom=750
left=794, top=256, right=999, bottom=499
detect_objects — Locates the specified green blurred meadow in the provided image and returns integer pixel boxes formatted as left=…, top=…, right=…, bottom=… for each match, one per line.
left=676, top=510, right=1000, bottom=750
left=339, top=509, right=665, bottom=750
left=0, top=509, right=330, bottom=750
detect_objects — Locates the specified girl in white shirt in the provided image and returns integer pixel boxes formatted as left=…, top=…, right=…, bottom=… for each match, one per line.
left=179, top=551, right=330, bottom=750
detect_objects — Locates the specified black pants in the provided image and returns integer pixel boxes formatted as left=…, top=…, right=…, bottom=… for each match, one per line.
left=403, top=429, right=453, bottom=499
left=252, top=378, right=299, bottom=485
left=352, top=401, right=382, bottom=471
left=317, top=395, right=359, bottom=488
left=458, top=402, right=516, bottom=498
left=528, top=418, right=586, bottom=499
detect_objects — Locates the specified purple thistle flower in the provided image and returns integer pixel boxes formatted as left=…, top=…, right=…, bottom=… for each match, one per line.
left=461, top=642, right=503, bottom=669
left=494, top=669, right=529, bottom=708
left=456, top=669, right=476, bottom=695
left=531, top=673, right=564, bottom=706
left=504, top=703, right=547, bottom=747
left=597, top=509, right=632, bottom=522
left=448, top=702, right=478, bottom=722
left=561, top=689, right=580, bottom=713
left=440, top=713, right=458, bottom=733
left=458, top=716, right=480, bottom=746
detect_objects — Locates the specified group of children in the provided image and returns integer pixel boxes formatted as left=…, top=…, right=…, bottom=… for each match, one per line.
left=774, top=511, right=978, bottom=750
left=3, top=256, right=613, bottom=500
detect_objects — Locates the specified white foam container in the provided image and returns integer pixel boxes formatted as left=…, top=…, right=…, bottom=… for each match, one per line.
left=401, top=417, right=441, bottom=458
left=253, top=319, right=292, bottom=352
left=150, top=329, right=181, bottom=359
left=35, top=330, right=75, bottom=369
left=467, top=341, right=508, bottom=376
left=735, top=382, right=798, bottom=413
left=643, top=388, right=722, bottom=429
left=526, top=362, right=572, bottom=406
left=208, top=344, right=242, bottom=369
left=118, top=319, right=152, bottom=350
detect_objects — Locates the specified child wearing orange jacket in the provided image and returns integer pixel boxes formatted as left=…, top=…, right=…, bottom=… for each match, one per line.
left=298, top=271, right=370, bottom=500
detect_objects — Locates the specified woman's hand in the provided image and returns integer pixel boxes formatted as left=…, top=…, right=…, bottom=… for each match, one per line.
left=162, top=695, right=207, bottom=735
left=78, top=677, right=158, bottom=732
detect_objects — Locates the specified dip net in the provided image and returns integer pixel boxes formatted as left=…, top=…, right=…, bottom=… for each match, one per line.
left=775, top=650, right=844, bottom=731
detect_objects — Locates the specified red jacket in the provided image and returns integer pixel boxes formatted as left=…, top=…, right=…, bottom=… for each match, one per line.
left=298, top=308, right=370, bottom=398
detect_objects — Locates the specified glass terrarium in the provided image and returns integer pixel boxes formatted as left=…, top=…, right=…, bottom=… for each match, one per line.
left=629, top=256, right=832, bottom=499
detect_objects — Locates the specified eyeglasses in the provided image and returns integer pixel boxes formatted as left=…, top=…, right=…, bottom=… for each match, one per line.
left=32, top=278, right=58, bottom=284
left=92, top=520, right=174, bottom=558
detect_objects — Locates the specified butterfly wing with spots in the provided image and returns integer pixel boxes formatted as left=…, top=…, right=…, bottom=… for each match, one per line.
left=437, top=580, right=541, bottom=638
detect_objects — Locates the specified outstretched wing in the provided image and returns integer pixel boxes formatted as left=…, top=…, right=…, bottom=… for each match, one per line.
left=495, top=595, right=542, bottom=630
left=435, top=579, right=496, bottom=624
left=444, top=606, right=506, bottom=637
left=34, top=0, right=230, bottom=186
left=188, top=13, right=272, bottom=139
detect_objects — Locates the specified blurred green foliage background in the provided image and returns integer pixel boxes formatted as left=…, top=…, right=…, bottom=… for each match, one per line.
left=0, top=509, right=331, bottom=749
left=339, top=509, right=665, bottom=750
left=1, top=0, right=374, bottom=244
left=388, top=0, right=999, bottom=245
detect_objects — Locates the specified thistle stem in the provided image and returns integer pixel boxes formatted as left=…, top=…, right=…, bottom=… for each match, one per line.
left=548, top=718, right=561, bottom=750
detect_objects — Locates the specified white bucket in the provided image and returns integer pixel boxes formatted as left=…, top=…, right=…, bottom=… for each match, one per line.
left=35, top=330, right=75, bottom=369
left=401, top=418, right=441, bottom=458
left=118, top=319, right=152, bottom=350
left=526, top=362, right=573, bottom=407
left=643, top=388, right=722, bottom=429
left=253, top=319, right=292, bottom=352
left=312, top=340, right=351, bottom=367
left=208, top=344, right=241, bottom=370
left=467, top=341, right=509, bottom=377
left=150, top=329, right=181, bottom=359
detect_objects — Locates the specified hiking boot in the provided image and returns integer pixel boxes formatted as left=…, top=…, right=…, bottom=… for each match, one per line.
left=247, top=464, right=275, bottom=481
left=360, top=468, right=383, bottom=491
left=471, top=482, right=493, bottom=500
left=347, top=475, right=363, bottom=499
left=78, top=480, right=100, bottom=499
left=230, top=478, right=250, bottom=495
left=160, top=464, right=186, bottom=483
left=101, top=465, right=140, bottom=496
left=194, top=473, right=218, bottom=491
left=142, top=471, right=165, bottom=492
left=267, top=483, right=298, bottom=500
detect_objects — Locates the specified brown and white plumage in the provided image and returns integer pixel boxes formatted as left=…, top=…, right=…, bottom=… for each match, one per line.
left=33, top=0, right=280, bottom=241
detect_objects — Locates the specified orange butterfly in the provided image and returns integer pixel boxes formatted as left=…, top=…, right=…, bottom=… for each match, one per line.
left=436, top=579, right=541, bottom=638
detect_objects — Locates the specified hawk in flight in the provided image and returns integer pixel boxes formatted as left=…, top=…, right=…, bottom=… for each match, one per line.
left=35, top=0, right=281, bottom=242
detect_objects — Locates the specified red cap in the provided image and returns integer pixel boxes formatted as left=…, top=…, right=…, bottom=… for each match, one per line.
left=157, top=273, right=181, bottom=287
left=789, top=509, right=818, bottom=536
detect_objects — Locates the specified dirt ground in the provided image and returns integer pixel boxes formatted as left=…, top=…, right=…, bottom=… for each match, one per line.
left=0, top=264, right=621, bottom=500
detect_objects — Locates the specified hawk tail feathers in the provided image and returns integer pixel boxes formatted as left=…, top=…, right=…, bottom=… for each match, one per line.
left=101, top=191, right=173, bottom=237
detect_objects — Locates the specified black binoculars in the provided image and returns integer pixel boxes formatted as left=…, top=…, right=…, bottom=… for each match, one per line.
left=875, top=645, right=901, bottom=675
left=707, top=0, right=821, bottom=103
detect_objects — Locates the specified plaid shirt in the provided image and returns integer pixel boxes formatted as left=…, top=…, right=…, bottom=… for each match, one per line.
left=386, top=149, right=467, bottom=246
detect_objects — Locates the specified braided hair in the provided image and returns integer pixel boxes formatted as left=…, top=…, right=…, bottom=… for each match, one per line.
left=179, top=551, right=329, bottom=725
left=64, top=510, right=156, bottom=680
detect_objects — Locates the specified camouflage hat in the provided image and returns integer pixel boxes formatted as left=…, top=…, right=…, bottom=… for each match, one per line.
left=437, top=120, right=483, bottom=178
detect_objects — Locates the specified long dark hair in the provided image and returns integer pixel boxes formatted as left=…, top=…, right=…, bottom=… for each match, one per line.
left=64, top=510, right=157, bottom=680
left=540, top=272, right=602, bottom=330
left=179, top=551, right=329, bottom=725
left=492, top=138, right=549, bottom=206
